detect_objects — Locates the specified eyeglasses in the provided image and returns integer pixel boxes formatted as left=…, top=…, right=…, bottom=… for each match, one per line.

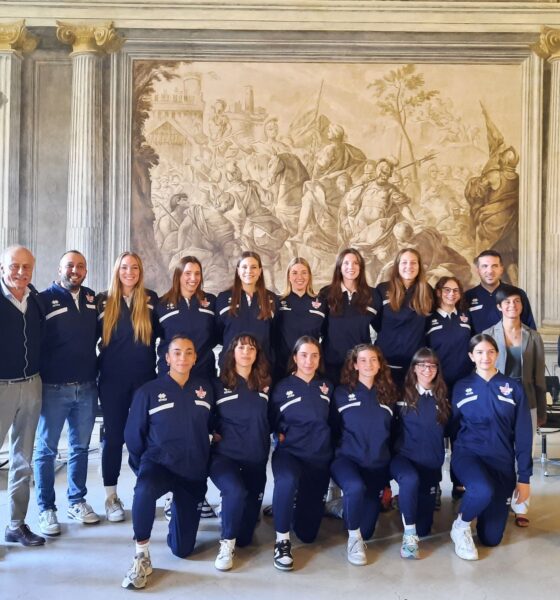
left=441, top=287, right=460, bottom=295
left=416, top=363, right=438, bottom=371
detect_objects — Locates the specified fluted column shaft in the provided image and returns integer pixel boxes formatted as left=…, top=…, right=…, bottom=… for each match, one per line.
left=66, top=50, right=104, bottom=290
left=0, top=51, right=22, bottom=250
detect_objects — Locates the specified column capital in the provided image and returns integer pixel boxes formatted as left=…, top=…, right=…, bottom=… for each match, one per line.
left=56, top=21, right=125, bottom=55
left=0, top=19, right=39, bottom=55
left=531, top=26, right=560, bottom=62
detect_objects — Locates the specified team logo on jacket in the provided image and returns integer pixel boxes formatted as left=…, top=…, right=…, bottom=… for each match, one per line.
left=51, top=299, right=60, bottom=307
left=157, top=393, right=167, bottom=402
left=471, top=298, right=479, bottom=305
left=223, top=387, right=232, bottom=394
left=319, top=383, right=329, bottom=394
left=286, top=390, right=294, bottom=398
left=280, top=300, right=288, bottom=307
left=311, top=299, right=322, bottom=309
left=431, top=318, right=438, bottom=325
left=465, top=388, right=473, bottom=395
left=347, top=393, right=356, bottom=402
left=86, top=293, right=94, bottom=303
left=499, top=383, right=513, bottom=396
left=166, top=302, right=175, bottom=310
left=200, top=298, right=210, bottom=308
left=196, top=386, right=207, bottom=399
left=460, top=314, right=469, bottom=323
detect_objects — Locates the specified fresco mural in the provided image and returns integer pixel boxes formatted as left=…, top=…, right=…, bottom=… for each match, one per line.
left=131, top=60, right=522, bottom=294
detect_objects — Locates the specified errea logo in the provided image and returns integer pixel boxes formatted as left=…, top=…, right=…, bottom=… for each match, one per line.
left=286, top=390, right=294, bottom=398
left=157, top=393, right=167, bottom=403
left=51, top=299, right=60, bottom=307
left=465, top=388, right=473, bottom=395
left=348, top=393, right=356, bottom=402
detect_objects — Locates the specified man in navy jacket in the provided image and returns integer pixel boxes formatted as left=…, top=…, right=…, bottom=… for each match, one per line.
left=34, top=251, right=100, bottom=536
left=0, top=246, right=45, bottom=547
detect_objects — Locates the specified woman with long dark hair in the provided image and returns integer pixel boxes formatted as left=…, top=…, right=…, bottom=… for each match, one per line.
left=156, top=256, right=217, bottom=378
left=331, top=344, right=397, bottom=566
left=270, top=336, right=334, bottom=571
left=215, top=251, right=278, bottom=369
left=97, top=252, right=158, bottom=523
left=391, top=348, right=450, bottom=559
left=449, top=334, right=532, bottom=560
left=210, top=334, right=271, bottom=571
left=375, top=248, right=433, bottom=386
left=321, top=248, right=379, bottom=385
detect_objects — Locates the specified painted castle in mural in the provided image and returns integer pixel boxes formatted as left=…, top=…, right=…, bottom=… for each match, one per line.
left=133, top=61, right=521, bottom=293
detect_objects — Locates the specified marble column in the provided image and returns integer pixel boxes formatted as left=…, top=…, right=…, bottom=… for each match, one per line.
left=0, top=20, right=37, bottom=250
left=533, top=27, right=560, bottom=332
left=56, top=21, right=124, bottom=291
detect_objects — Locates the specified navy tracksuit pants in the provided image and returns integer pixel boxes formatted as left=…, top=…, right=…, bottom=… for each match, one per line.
left=132, top=459, right=207, bottom=558
left=99, top=375, right=152, bottom=486
left=390, top=454, right=441, bottom=537
left=209, top=454, right=267, bottom=546
left=330, top=455, right=388, bottom=540
left=451, top=453, right=517, bottom=547
left=272, top=450, right=330, bottom=543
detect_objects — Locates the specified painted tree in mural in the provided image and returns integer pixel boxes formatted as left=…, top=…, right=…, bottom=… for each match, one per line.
left=368, top=64, right=439, bottom=198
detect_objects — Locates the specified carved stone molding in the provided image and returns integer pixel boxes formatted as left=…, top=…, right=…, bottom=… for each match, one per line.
left=56, top=21, right=125, bottom=55
left=0, top=19, right=39, bottom=54
left=532, top=26, right=560, bottom=61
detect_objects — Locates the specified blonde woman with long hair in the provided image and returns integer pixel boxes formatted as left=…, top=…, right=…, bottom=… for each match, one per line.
left=274, top=257, right=325, bottom=380
left=97, top=252, right=158, bottom=523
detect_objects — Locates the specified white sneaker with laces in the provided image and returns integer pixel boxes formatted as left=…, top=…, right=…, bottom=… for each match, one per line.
left=105, top=494, right=125, bottom=522
left=400, top=533, right=420, bottom=559
left=347, top=537, right=367, bottom=566
left=121, top=552, right=153, bottom=589
left=164, top=495, right=172, bottom=521
left=451, top=521, right=478, bottom=560
left=214, top=539, right=235, bottom=571
left=38, top=509, right=61, bottom=536
left=67, top=502, right=100, bottom=524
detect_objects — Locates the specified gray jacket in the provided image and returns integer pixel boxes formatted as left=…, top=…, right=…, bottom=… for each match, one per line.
left=484, top=320, right=547, bottom=423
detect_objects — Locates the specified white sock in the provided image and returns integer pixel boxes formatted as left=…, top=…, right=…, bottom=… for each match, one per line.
left=276, top=531, right=290, bottom=542
left=136, top=540, right=150, bottom=557
left=454, top=514, right=471, bottom=530
left=105, top=485, right=117, bottom=499
left=404, top=524, right=417, bottom=535
left=348, top=528, right=362, bottom=540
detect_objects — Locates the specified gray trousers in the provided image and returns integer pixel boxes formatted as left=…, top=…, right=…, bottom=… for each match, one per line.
left=0, top=375, right=42, bottom=526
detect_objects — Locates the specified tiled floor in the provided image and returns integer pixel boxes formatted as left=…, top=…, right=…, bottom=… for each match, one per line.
left=1, top=432, right=560, bottom=599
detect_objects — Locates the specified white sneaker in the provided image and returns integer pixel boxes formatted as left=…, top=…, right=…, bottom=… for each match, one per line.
left=214, top=539, right=235, bottom=571
left=67, top=502, right=100, bottom=524
left=400, top=533, right=420, bottom=559
left=451, top=521, right=478, bottom=560
left=38, top=509, right=61, bottom=536
left=105, top=494, right=125, bottom=522
left=121, top=552, right=153, bottom=589
left=347, top=537, right=367, bottom=566
left=163, top=494, right=172, bottom=521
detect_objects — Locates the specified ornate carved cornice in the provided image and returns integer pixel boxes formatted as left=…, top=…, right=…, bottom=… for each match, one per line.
left=0, top=19, right=39, bottom=54
left=56, top=21, right=125, bottom=55
left=532, top=26, right=560, bottom=61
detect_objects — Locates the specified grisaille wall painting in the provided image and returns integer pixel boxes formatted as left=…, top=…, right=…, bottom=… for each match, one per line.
left=131, top=60, right=522, bottom=294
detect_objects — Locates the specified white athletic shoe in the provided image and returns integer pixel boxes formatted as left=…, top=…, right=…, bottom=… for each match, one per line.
left=105, top=494, right=125, bottom=522
left=400, top=533, right=420, bottom=559
left=38, top=509, right=61, bottom=536
left=164, top=494, right=172, bottom=521
left=215, top=539, right=235, bottom=571
left=67, top=502, right=100, bottom=524
left=451, top=520, right=478, bottom=561
left=347, top=537, right=367, bottom=566
left=121, top=552, right=153, bottom=589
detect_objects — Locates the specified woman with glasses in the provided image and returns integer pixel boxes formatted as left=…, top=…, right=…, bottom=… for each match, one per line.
left=449, top=334, right=532, bottom=560
left=426, top=276, right=472, bottom=501
left=390, top=348, right=450, bottom=560
left=374, top=248, right=433, bottom=387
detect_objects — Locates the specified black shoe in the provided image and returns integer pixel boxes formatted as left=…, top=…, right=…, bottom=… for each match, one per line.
left=5, top=524, right=46, bottom=547
left=274, top=540, right=293, bottom=571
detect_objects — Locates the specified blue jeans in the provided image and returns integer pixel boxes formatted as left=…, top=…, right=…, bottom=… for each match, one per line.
left=34, top=381, right=98, bottom=511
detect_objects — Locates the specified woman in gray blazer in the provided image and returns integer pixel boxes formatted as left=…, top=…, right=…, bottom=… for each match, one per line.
left=484, top=283, right=546, bottom=527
